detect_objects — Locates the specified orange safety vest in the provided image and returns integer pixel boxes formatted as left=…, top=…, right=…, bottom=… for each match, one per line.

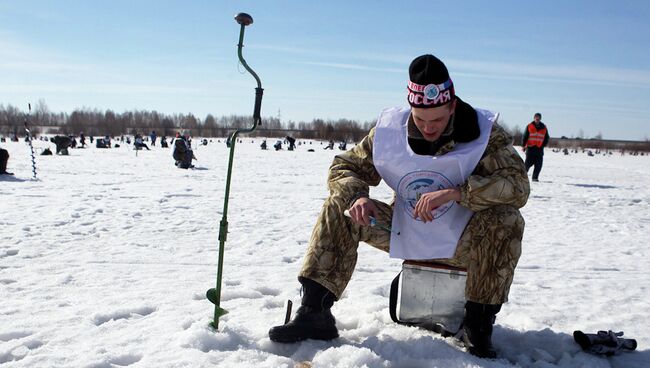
left=525, top=123, right=547, bottom=148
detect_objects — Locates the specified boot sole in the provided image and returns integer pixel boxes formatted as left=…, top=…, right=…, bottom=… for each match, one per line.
left=269, top=328, right=339, bottom=343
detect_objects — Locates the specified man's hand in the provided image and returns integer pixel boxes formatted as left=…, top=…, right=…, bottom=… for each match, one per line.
left=348, top=197, right=378, bottom=227
left=413, top=188, right=461, bottom=223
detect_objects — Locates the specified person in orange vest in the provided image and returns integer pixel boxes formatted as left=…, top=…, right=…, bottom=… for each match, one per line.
left=522, top=113, right=549, bottom=182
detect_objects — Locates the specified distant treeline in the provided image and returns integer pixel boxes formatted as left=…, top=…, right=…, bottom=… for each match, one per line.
left=0, top=101, right=375, bottom=142
left=547, top=137, right=650, bottom=153
left=1, top=101, right=649, bottom=151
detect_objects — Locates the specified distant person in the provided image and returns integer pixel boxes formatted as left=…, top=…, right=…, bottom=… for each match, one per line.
left=79, top=132, right=86, bottom=147
left=522, top=113, right=549, bottom=182
left=160, top=136, right=168, bottom=148
left=173, top=132, right=196, bottom=169
left=274, top=140, right=282, bottom=151
left=150, top=131, right=157, bottom=146
left=286, top=136, right=296, bottom=151
left=260, top=140, right=267, bottom=150
left=90, top=136, right=94, bottom=144
left=50, top=135, right=72, bottom=155
left=0, top=146, right=12, bottom=175
left=96, top=138, right=109, bottom=148
left=338, top=141, right=347, bottom=150
left=324, top=140, right=334, bottom=150
left=134, top=134, right=151, bottom=150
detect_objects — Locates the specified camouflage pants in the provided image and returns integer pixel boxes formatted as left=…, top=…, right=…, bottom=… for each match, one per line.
left=299, top=195, right=524, bottom=305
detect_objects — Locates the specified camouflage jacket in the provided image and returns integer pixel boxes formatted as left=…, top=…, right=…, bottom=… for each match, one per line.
left=327, top=121, right=530, bottom=212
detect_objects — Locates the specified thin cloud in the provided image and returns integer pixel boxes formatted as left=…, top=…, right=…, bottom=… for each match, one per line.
left=300, top=58, right=650, bottom=89
left=299, top=61, right=402, bottom=74
left=448, top=59, right=650, bottom=88
left=261, top=45, right=650, bottom=89
left=0, top=83, right=206, bottom=95
left=467, top=95, right=649, bottom=116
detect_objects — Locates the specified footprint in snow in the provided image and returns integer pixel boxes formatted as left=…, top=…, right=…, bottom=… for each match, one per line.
left=108, top=353, right=142, bottom=366
left=0, top=331, right=32, bottom=342
left=0, top=333, right=44, bottom=364
left=1, top=249, right=19, bottom=258
left=92, top=306, right=157, bottom=326
left=254, top=286, right=281, bottom=296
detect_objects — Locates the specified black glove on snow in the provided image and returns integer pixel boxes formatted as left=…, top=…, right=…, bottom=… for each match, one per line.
left=574, top=330, right=637, bottom=356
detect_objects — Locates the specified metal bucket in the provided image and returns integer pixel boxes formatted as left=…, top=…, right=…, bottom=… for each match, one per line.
left=397, top=261, right=467, bottom=333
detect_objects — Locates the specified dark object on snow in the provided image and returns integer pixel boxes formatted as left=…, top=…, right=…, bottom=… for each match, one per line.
left=284, top=300, right=293, bottom=325
left=114, top=144, right=120, bottom=148
left=285, top=136, right=296, bottom=151
left=160, top=137, right=168, bottom=148
left=50, top=135, right=71, bottom=155
left=202, top=138, right=208, bottom=146
left=338, top=141, right=347, bottom=150
left=0, top=148, right=10, bottom=174
left=273, top=140, right=282, bottom=151
left=574, top=330, right=637, bottom=356
left=134, top=134, right=150, bottom=150
left=41, top=148, right=53, bottom=155
left=260, top=140, right=267, bottom=150
left=324, top=140, right=334, bottom=150
left=173, top=136, right=195, bottom=169
left=307, top=149, right=315, bottom=152
left=96, top=138, right=110, bottom=148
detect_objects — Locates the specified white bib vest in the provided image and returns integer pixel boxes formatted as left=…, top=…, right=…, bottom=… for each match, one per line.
left=373, top=106, right=496, bottom=260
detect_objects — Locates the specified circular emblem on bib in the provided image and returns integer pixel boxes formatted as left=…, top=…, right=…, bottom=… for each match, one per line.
left=397, top=170, right=454, bottom=221
left=423, top=84, right=439, bottom=100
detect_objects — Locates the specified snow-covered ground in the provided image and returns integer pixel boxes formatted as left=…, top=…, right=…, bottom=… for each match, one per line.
left=1, top=136, right=648, bottom=368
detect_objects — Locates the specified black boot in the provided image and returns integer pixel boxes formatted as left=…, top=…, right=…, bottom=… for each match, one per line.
left=462, top=301, right=502, bottom=359
left=268, top=278, right=338, bottom=343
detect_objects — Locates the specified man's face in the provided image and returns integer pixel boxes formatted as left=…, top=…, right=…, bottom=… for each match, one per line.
left=411, top=100, right=456, bottom=142
left=534, top=115, right=541, bottom=123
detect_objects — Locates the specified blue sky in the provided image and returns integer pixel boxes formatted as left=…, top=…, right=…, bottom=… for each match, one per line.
left=1, top=0, right=649, bottom=140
